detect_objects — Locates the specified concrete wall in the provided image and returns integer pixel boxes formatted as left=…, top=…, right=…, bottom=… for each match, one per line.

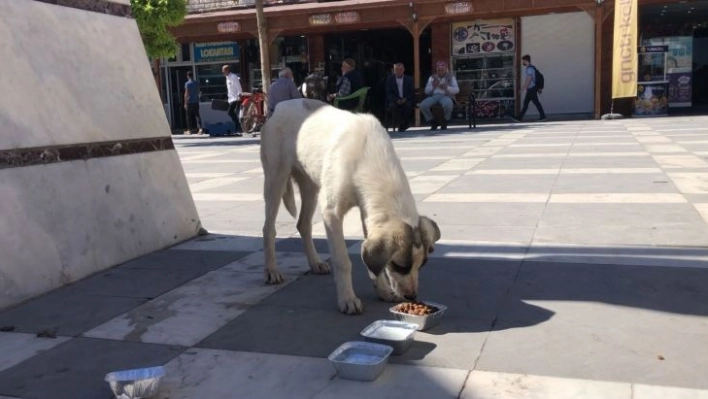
left=521, top=12, right=595, bottom=116
left=0, top=0, right=201, bottom=309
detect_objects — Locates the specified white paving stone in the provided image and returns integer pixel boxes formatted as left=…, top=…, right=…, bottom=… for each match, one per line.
left=653, top=155, right=708, bottom=169
left=693, top=204, right=708, bottom=224
left=633, top=384, right=708, bottom=399
left=157, top=348, right=468, bottom=399
left=461, top=370, right=631, bottom=399
left=84, top=269, right=287, bottom=346
left=189, top=177, right=250, bottom=192
left=0, top=333, right=71, bottom=374
left=424, top=193, right=549, bottom=203
left=549, top=193, right=687, bottom=204
left=667, top=173, right=708, bottom=194
left=191, top=193, right=263, bottom=201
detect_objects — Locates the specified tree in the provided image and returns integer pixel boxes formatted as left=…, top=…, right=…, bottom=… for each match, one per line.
left=255, top=0, right=271, bottom=96
left=131, top=0, right=188, bottom=98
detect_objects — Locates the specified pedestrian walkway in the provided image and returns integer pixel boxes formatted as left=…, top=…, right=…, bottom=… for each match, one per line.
left=1, top=117, right=708, bottom=398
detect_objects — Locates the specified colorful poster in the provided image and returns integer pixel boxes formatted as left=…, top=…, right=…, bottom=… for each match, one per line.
left=634, top=82, right=668, bottom=116
left=612, top=0, right=638, bottom=99
left=643, top=36, right=693, bottom=107
left=451, top=19, right=515, bottom=56
left=668, top=68, right=692, bottom=107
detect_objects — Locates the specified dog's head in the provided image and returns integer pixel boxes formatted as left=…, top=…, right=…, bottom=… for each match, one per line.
left=361, top=216, right=441, bottom=302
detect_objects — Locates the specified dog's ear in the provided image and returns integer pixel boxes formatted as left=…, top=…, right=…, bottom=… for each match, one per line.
left=361, top=236, right=397, bottom=276
left=419, top=216, right=441, bottom=253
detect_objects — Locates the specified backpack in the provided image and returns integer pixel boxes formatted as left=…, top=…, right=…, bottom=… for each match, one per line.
left=531, top=65, right=545, bottom=93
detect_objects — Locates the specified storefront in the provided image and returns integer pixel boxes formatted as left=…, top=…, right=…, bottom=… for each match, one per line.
left=451, top=18, right=517, bottom=119
left=636, top=1, right=708, bottom=116
left=160, top=41, right=241, bottom=130
left=170, top=0, right=655, bottom=127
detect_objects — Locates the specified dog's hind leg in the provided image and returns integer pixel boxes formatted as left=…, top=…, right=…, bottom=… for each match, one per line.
left=262, top=170, right=289, bottom=285
left=294, top=174, right=331, bottom=275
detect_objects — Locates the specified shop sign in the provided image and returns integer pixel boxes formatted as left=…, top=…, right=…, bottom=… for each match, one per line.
left=194, top=42, right=240, bottom=63
left=217, top=21, right=240, bottom=33
left=334, top=11, right=360, bottom=24
left=309, top=13, right=333, bottom=26
left=451, top=18, right=515, bottom=55
left=445, top=1, right=473, bottom=15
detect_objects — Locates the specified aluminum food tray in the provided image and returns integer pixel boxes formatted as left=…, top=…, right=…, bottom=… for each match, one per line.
left=105, top=366, right=165, bottom=399
left=360, top=320, right=418, bottom=355
left=388, top=300, right=448, bottom=331
left=328, top=341, right=393, bottom=381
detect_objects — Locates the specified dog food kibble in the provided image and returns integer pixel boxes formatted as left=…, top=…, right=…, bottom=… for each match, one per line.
left=395, top=301, right=439, bottom=315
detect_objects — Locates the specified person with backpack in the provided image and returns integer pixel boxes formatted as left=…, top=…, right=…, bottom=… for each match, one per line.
left=513, top=54, right=547, bottom=122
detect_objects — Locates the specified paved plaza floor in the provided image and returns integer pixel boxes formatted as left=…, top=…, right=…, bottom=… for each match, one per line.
left=2, top=117, right=708, bottom=398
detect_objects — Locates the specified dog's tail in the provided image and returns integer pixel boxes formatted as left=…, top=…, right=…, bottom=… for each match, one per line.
left=282, top=178, right=297, bottom=219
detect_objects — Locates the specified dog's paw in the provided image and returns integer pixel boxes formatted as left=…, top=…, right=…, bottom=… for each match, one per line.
left=310, top=261, right=331, bottom=275
left=338, top=296, right=363, bottom=315
left=264, top=269, right=284, bottom=285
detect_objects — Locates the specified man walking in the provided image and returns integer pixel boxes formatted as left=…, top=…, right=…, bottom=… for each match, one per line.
left=267, top=67, right=302, bottom=117
left=222, top=64, right=243, bottom=135
left=385, top=62, right=415, bottom=132
left=420, top=61, right=459, bottom=131
left=513, top=55, right=546, bottom=122
left=184, top=71, right=202, bottom=135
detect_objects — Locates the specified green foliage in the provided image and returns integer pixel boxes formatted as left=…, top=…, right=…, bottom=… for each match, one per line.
left=130, top=0, right=187, bottom=58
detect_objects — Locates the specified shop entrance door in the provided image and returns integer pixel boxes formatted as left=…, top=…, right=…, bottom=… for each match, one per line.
left=169, top=66, right=193, bottom=131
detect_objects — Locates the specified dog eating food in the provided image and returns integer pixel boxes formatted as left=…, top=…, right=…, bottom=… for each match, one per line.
left=394, top=301, right=439, bottom=316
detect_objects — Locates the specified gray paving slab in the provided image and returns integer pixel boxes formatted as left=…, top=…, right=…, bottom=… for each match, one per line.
left=415, top=202, right=547, bottom=226
left=437, top=174, right=558, bottom=193
left=0, top=338, right=183, bottom=399
left=498, top=261, right=708, bottom=334
left=117, top=249, right=249, bottom=271
left=532, top=222, right=708, bottom=247
left=473, top=158, right=567, bottom=169
left=274, top=237, right=359, bottom=253
left=432, top=224, right=537, bottom=244
left=199, top=257, right=534, bottom=369
left=551, top=173, right=678, bottom=193
left=0, top=291, right=147, bottom=337
left=560, top=157, right=660, bottom=168
left=476, top=318, right=708, bottom=390
left=539, top=203, right=701, bottom=228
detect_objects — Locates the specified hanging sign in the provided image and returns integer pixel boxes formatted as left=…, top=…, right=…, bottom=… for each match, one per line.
left=217, top=21, right=240, bottom=33
left=309, top=13, right=333, bottom=25
left=194, top=42, right=240, bottom=63
left=451, top=18, right=515, bottom=55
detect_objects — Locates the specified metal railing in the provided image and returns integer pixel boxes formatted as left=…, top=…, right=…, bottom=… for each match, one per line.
left=187, top=0, right=323, bottom=13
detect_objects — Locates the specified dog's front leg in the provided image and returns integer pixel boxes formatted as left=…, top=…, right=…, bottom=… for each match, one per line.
left=322, top=209, right=362, bottom=315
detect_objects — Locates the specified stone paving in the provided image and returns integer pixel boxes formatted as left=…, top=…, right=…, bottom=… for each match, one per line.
left=2, top=117, right=708, bottom=398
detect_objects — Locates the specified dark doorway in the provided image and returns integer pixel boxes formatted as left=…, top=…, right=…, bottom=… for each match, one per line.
left=169, top=66, right=193, bottom=130
left=324, top=28, right=431, bottom=123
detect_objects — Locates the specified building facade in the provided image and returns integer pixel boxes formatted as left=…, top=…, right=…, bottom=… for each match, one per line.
left=160, top=0, right=708, bottom=129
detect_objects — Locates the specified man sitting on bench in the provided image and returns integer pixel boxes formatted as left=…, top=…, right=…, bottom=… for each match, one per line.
left=420, top=61, right=459, bottom=131
left=385, top=62, right=415, bottom=132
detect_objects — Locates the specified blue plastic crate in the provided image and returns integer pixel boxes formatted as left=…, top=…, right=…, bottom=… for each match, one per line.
left=205, top=122, right=236, bottom=137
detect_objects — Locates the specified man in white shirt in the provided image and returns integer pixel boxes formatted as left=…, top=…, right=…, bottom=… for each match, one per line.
left=222, top=64, right=243, bottom=134
left=419, top=61, right=460, bottom=131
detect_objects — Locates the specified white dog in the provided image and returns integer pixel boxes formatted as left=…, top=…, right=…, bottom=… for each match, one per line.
left=260, top=99, right=440, bottom=315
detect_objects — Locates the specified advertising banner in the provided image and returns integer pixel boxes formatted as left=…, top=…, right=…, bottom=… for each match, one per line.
left=612, top=0, right=638, bottom=99
left=452, top=19, right=515, bottom=56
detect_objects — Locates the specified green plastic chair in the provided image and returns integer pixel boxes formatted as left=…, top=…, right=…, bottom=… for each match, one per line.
left=334, top=87, right=370, bottom=113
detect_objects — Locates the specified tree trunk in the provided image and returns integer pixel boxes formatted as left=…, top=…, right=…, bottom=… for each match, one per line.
left=255, top=0, right=270, bottom=95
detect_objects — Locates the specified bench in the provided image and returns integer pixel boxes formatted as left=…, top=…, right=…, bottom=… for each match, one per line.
left=387, top=89, right=475, bottom=131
